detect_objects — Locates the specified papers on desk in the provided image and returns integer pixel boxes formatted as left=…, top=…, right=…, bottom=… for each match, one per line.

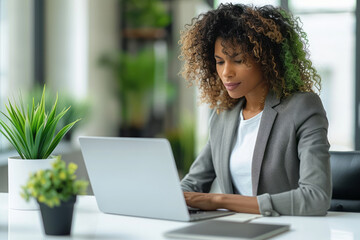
left=217, top=213, right=262, bottom=222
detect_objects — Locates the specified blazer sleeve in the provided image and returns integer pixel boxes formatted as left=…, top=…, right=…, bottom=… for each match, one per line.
left=257, top=93, right=332, bottom=216
left=181, top=110, right=217, bottom=193
left=180, top=141, right=216, bottom=193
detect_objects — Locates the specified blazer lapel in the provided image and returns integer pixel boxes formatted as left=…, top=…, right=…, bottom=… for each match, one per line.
left=219, top=99, right=245, bottom=194
left=252, top=91, right=280, bottom=195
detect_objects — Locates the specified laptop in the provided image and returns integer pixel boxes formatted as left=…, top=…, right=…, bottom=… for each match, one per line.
left=79, top=136, right=235, bottom=221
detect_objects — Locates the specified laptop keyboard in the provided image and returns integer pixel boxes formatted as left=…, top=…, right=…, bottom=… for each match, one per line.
left=188, top=209, right=235, bottom=221
left=188, top=209, right=204, bottom=214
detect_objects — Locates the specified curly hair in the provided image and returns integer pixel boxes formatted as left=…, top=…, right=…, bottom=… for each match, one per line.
left=179, top=3, right=321, bottom=112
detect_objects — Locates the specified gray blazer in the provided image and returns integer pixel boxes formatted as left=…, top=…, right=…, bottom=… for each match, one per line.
left=181, top=91, right=332, bottom=216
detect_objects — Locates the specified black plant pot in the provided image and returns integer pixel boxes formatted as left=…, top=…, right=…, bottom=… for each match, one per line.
left=38, top=195, right=77, bottom=236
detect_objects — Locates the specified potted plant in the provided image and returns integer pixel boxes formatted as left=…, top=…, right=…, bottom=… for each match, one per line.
left=21, top=156, right=88, bottom=236
left=122, top=0, right=171, bottom=39
left=99, top=48, right=156, bottom=136
left=0, top=86, right=80, bottom=209
left=25, top=85, right=90, bottom=141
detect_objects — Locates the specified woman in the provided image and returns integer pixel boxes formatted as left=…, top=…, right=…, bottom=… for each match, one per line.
left=178, top=3, right=331, bottom=216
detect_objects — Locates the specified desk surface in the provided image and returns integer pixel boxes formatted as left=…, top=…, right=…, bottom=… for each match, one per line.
left=0, top=193, right=359, bottom=240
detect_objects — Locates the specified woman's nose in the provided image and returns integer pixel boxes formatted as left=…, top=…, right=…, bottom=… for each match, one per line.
left=222, top=62, right=235, bottom=79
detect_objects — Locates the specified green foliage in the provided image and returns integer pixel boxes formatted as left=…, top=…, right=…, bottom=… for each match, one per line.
left=124, top=0, right=171, bottom=28
left=99, top=48, right=156, bottom=94
left=99, top=47, right=176, bottom=128
left=0, top=86, right=80, bottom=159
left=26, top=85, right=90, bottom=137
left=99, top=48, right=156, bottom=127
left=166, top=113, right=196, bottom=176
left=118, top=48, right=156, bottom=93
left=21, top=156, right=89, bottom=208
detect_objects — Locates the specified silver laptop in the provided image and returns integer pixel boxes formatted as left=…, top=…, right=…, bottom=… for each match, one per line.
left=79, top=136, right=234, bottom=222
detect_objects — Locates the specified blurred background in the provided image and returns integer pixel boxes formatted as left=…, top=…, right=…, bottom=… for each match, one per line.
left=0, top=0, right=359, bottom=193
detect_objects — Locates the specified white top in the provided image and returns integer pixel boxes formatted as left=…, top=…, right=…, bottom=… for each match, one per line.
left=230, top=109, right=263, bottom=196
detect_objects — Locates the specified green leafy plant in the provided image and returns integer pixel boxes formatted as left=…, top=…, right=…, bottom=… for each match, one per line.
left=0, top=86, right=80, bottom=159
left=21, top=156, right=88, bottom=207
left=124, top=0, right=171, bottom=28
left=99, top=48, right=156, bottom=128
left=166, top=112, right=195, bottom=177
left=26, top=85, right=90, bottom=140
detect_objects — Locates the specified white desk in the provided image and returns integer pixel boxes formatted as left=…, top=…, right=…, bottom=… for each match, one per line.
left=0, top=193, right=359, bottom=240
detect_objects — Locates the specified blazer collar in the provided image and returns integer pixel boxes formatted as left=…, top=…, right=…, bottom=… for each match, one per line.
left=252, top=90, right=280, bottom=195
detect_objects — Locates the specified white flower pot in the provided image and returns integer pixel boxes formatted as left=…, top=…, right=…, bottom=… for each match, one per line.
left=8, top=157, right=54, bottom=210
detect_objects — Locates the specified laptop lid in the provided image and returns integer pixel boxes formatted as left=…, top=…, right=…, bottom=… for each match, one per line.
left=79, top=136, right=191, bottom=221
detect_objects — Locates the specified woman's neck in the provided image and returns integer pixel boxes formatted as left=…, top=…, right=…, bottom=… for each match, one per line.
left=243, top=82, right=269, bottom=120
left=244, top=83, right=269, bottom=111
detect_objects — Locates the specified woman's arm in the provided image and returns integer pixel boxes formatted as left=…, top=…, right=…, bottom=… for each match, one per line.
left=181, top=141, right=216, bottom=193
left=181, top=110, right=218, bottom=193
left=184, top=192, right=260, bottom=214
left=256, top=93, right=331, bottom=216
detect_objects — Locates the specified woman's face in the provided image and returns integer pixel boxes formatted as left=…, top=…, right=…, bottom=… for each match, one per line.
left=214, top=38, right=265, bottom=99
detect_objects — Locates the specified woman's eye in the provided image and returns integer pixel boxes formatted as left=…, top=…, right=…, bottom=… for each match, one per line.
left=235, top=60, right=243, bottom=64
left=216, top=61, right=224, bottom=65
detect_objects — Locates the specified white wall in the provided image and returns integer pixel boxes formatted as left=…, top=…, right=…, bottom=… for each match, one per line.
left=6, top=0, right=33, bottom=93
left=84, top=0, right=120, bottom=137
left=46, top=0, right=87, bottom=99
left=45, top=0, right=120, bottom=138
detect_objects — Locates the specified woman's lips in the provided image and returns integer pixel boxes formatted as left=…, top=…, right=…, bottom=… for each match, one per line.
left=224, top=82, right=241, bottom=91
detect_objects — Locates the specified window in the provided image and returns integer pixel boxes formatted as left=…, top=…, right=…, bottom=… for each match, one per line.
left=215, top=0, right=279, bottom=6
left=0, top=0, right=8, bottom=151
left=290, top=0, right=355, bottom=12
left=290, top=0, right=356, bottom=150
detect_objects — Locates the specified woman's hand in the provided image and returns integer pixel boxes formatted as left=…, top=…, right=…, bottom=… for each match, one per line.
left=184, top=192, right=260, bottom=214
left=184, top=192, right=223, bottom=210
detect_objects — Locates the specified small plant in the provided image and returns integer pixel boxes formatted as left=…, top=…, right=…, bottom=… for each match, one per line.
left=0, top=86, right=80, bottom=159
left=21, top=156, right=89, bottom=207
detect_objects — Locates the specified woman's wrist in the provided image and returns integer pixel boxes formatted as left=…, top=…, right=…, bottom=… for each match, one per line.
left=211, top=193, right=225, bottom=209
left=213, top=194, right=260, bottom=214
